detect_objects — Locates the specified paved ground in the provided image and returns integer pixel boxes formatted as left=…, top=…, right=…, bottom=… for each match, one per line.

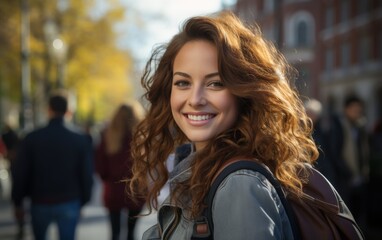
left=0, top=175, right=156, bottom=240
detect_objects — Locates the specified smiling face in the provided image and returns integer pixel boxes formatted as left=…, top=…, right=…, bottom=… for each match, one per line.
left=171, top=40, right=238, bottom=151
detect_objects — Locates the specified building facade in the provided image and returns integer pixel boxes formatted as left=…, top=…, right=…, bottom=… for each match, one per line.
left=319, top=0, right=382, bottom=128
left=235, top=0, right=382, bottom=128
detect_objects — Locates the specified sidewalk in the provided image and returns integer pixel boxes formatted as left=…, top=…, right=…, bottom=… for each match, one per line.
left=0, top=176, right=156, bottom=240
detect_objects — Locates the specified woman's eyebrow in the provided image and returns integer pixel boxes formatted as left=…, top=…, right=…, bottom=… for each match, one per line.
left=173, top=72, right=190, bottom=78
left=173, top=72, right=220, bottom=79
left=204, top=72, right=219, bottom=79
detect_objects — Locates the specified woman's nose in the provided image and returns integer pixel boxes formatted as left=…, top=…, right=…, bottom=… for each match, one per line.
left=188, top=86, right=207, bottom=107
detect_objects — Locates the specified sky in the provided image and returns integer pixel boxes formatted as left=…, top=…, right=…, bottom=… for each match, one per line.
left=118, top=0, right=236, bottom=67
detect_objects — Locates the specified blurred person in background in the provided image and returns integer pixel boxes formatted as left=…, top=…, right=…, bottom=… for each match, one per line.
left=1, top=123, right=23, bottom=239
left=368, top=117, right=382, bottom=227
left=0, top=136, right=6, bottom=156
left=304, top=99, right=336, bottom=184
left=11, top=90, right=94, bottom=240
left=95, top=103, right=145, bottom=240
left=1, top=123, right=20, bottom=166
left=0, top=135, right=8, bottom=198
left=337, top=95, right=370, bottom=228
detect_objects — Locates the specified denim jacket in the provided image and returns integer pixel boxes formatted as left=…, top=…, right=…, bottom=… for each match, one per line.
left=142, top=146, right=294, bottom=240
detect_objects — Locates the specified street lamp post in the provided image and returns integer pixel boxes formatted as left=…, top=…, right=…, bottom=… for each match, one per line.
left=44, top=20, right=67, bottom=89
left=52, top=38, right=66, bottom=88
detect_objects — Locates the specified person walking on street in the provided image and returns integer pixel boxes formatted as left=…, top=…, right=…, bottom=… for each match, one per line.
left=1, top=123, right=20, bottom=166
left=11, top=91, right=93, bottom=240
left=95, top=103, right=145, bottom=240
left=1, top=123, right=23, bottom=239
left=304, top=99, right=336, bottom=184
left=337, top=95, right=370, bottom=228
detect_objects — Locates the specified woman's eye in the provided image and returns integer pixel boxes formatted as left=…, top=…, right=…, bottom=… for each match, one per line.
left=173, top=80, right=190, bottom=87
left=208, top=81, right=224, bottom=88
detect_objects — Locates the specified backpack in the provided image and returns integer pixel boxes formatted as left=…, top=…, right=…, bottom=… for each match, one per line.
left=201, top=160, right=365, bottom=240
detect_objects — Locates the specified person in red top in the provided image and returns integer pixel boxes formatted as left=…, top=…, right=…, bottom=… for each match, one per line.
left=95, top=103, right=145, bottom=240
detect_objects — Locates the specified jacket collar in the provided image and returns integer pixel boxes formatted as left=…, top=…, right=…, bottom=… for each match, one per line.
left=48, top=116, right=65, bottom=125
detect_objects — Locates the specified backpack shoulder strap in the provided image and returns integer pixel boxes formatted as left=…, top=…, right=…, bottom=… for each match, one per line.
left=204, top=160, right=301, bottom=240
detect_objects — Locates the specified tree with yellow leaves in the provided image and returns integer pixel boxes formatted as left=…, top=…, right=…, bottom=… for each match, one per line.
left=0, top=0, right=136, bottom=128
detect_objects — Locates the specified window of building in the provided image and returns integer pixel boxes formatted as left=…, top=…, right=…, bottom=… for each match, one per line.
left=238, top=3, right=256, bottom=23
left=296, top=67, right=310, bottom=94
left=359, top=35, right=370, bottom=65
left=325, top=6, right=334, bottom=28
left=340, top=0, right=350, bottom=22
left=286, top=11, right=315, bottom=48
left=325, top=48, right=334, bottom=72
left=357, top=0, right=369, bottom=16
left=296, top=21, right=308, bottom=46
left=340, top=42, right=350, bottom=68
left=264, top=27, right=276, bottom=43
left=379, top=31, right=382, bottom=61
left=264, top=0, right=275, bottom=13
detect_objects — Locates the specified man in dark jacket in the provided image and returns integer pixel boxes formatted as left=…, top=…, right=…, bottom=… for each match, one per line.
left=336, top=95, right=370, bottom=229
left=12, top=91, right=93, bottom=240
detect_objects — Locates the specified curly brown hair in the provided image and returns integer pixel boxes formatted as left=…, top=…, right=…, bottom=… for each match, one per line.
left=129, top=11, right=318, bottom=218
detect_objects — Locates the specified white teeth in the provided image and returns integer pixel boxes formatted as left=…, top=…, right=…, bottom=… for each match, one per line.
left=187, top=114, right=212, bottom=121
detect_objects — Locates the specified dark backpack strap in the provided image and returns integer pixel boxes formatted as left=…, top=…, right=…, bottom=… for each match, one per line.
left=204, top=160, right=301, bottom=240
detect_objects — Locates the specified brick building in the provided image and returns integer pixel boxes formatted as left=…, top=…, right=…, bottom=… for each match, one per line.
left=234, top=0, right=382, bottom=128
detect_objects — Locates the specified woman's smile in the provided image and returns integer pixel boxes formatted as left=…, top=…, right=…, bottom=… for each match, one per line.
left=185, top=113, right=215, bottom=121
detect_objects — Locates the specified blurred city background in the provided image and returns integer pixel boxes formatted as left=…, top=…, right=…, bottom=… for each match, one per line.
left=0, top=0, right=381, bottom=239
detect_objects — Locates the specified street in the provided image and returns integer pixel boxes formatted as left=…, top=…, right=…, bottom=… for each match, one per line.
left=0, top=174, right=156, bottom=240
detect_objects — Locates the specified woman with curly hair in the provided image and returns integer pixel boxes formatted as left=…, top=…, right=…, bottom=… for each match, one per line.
left=130, top=11, right=319, bottom=239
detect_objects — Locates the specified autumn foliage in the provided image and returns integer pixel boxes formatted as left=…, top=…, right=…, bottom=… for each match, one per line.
left=0, top=0, right=136, bottom=125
